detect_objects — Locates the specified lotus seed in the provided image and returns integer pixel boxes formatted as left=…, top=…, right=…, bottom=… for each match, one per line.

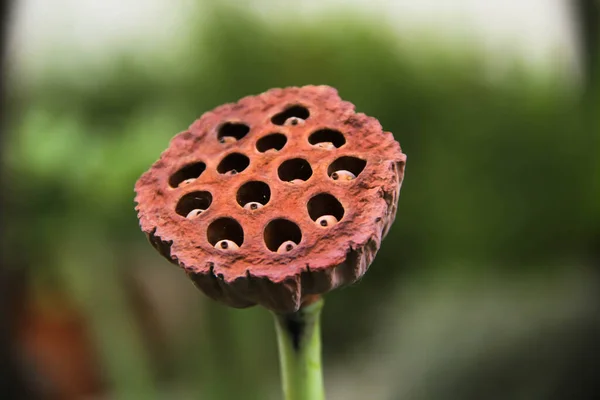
left=284, top=117, right=305, bottom=126
left=331, top=170, right=356, bottom=181
left=219, top=136, right=237, bottom=144
left=180, top=178, right=196, bottom=186
left=315, top=142, right=335, bottom=150
left=316, top=215, right=338, bottom=227
left=277, top=240, right=297, bottom=254
left=215, top=239, right=239, bottom=250
left=186, top=209, right=205, bottom=219
left=244, top=202, right=263, bottom=211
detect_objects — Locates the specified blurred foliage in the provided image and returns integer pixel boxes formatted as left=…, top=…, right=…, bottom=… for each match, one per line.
left=3, top=1, right=598, bottom=399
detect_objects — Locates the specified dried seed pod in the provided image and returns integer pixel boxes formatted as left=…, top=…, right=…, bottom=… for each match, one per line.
left=315, top=142, right=335, bottom=150
left=135, top=85, right=406, bottom=313
left=277, top=240, right=297, bottom=254
left=316, top=215, right=338, bottom=228
left=215, top=240, right=239, bottom=250
left=284, top=117, right=305, bottom=126
left=243, top=202, right=263, bottom=211
left=185, top=209, right=205, bottom=219
left=331, top=170, right=356, bottom=181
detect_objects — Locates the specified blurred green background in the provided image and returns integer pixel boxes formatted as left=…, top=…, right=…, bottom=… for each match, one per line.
left=2, top=1, right=599, bottom=399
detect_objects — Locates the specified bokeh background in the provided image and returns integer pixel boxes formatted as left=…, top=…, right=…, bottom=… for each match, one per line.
left=1, top=0, right=599, bottom=399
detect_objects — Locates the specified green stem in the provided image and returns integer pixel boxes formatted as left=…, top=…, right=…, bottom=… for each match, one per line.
left=273, top=298, right=326, bottom=400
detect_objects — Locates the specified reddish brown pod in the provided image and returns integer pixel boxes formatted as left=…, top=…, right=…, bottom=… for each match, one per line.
left=135, top=85, right=406, bottom=313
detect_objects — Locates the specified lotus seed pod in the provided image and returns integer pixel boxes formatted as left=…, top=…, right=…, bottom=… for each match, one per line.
left=331, top=170, right=356, bottom=181
left=219, top=136, right=237, bottom=144
left=315, top=142, right=335, bottom=150
left=186, top=209, right=205, bottom=219
left=244, top=202, right=263, bottom=211
left=316, top=215, right=338, bottom=228
left=135, top=85, right=406, bottom=313
left=215, top=240, right=239, bottom=251
left=284, top=117, right=305, bottom=126
left=277, top=240, right=297, bottom=254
